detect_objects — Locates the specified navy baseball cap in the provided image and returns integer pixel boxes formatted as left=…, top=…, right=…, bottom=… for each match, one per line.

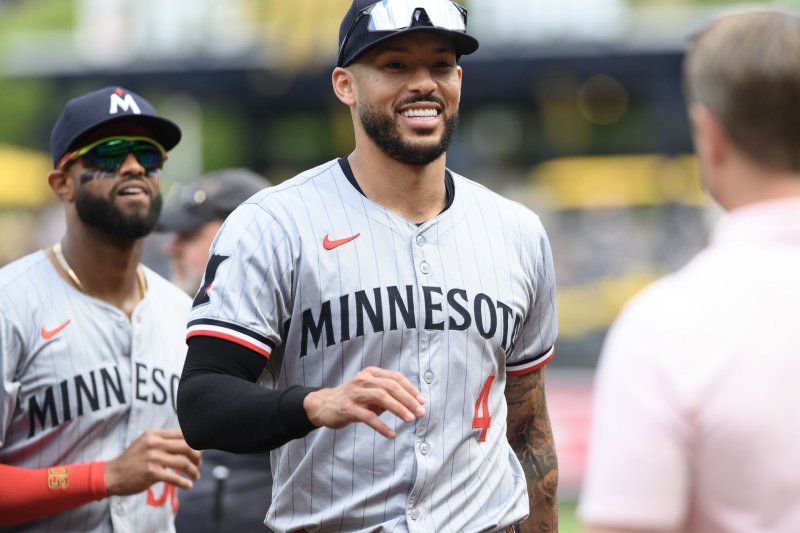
left=156, top=168, right=270, bottom=232
left=50, top=86, right=182, bottom=166
left=337, top=0, right=479, bottom=67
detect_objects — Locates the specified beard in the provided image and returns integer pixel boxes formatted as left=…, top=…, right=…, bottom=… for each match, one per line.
left=75, top=182, right=163, bottom=239
left=358, top=95, right=459, bottom=166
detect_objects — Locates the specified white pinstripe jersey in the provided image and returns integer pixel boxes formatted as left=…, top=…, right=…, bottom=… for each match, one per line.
left=187, top=159, right=558, bottom=533
left=0, top=250, right=191, bottom=533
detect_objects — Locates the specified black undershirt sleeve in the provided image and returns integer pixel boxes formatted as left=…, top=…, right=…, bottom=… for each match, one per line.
left=177, top=336, right=319, bottom=453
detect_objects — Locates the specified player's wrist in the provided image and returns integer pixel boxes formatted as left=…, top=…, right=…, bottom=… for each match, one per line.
left=298, top=387, right=325, bottom=428
left=103, top=457, right=122, bottom=496
left=286, top=387, right=323, bottom=430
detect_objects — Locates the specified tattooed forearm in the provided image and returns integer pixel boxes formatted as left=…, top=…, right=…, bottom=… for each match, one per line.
left=506, top=369, right=558, bottom=533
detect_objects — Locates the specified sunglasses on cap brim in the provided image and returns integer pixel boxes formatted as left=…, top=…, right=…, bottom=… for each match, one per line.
left=57, top=136, right=168, bottom=175
left=338, top=0, right=469, bottom=66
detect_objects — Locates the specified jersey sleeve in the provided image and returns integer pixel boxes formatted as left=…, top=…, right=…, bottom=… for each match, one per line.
left=186, top=202, right=294, bottom=359
left=578, top=289, right=689, bottom=529
left=0, top=306, right=23, bottom=446
left=506, top=215, right=557, bottom=375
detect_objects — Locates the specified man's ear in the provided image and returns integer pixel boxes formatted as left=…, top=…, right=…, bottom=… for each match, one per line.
left=48, top=169, right=74, bottom=202
left=332, top=66, right=357, bottom=106
left=689, top=103, right=729, bottom=167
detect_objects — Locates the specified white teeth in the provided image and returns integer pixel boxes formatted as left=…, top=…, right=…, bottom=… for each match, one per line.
left=402, top=108, right=438, bottom=118
left=122, top=187, right=143, bottom=195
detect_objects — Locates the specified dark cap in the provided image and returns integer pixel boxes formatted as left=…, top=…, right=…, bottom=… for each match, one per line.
left=50, top=86, right=182, bottom=166
left=156, top=168, right=270, bottom=232
left=338, top=0, right=479, bottom=67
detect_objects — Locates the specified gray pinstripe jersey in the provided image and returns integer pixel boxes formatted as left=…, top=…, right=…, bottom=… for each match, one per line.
left=187, top=159, right=558, bottom=533
left=0, top=250, right=191, bottom=533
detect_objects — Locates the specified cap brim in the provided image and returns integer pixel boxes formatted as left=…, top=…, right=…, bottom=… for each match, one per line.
left=68, top=114, right=182, bottom=154
left=155, top=205, right=208, bottom=233
left=340, top=26, right=479, bottom=67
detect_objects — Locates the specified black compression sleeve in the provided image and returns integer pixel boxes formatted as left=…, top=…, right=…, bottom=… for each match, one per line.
left=177, top=336, right=319, bottom=453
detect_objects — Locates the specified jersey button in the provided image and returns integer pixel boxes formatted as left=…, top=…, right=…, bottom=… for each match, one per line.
left=419, top=262, right=430, bottom=274
left=416, top=235, right=426, bottom=246
left=424, top=371, right=434, bottom=383
left=419, top=442, right=430, bottom=455
left=409, top=508, right=420, bottom=520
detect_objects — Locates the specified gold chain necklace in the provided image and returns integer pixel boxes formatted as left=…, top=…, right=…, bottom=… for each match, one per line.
left=52, top=241, right=147, bottom=297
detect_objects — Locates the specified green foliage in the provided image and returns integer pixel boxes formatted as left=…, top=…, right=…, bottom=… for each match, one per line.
left=0, top=0, right=75, bottom=34
left=0, top=0, right=75, bottom=150
left=265, top=115, right=334, bottom=163
left=560, top=500, right=580, bottom=533
left=201, top=106, right=249, bottom=170
left=0, top=79, right=54, bottom=148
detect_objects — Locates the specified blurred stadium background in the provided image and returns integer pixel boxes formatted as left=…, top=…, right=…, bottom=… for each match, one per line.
left=2, top=0, right=798, bottom=529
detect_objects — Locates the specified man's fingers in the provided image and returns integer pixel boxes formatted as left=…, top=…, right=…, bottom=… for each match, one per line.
left=344, top=368, right=427, bottom=423
left=152, top=450, right=202, bottom=480
left=361, top=388, right=419, bottom=423
left=159, top=471, right=194, bottom=490
left=347, top=382, right=427, bottom=427
left=144, top=427, right=185, bottom=440
left=367, top=376, right=425, bottom=419
left=365, top=367, right=426, bottom=404
left=159, top=438, right=202, bottom=466
left=141, top=429, right=202, bottom=466
left=349, top=405, right=397, bottom=439
left=306, top=370, right=428, bottom=433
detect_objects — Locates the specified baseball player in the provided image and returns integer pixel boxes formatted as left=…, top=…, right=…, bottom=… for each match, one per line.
left=177, top=1, right=558, bottom=532
left=0, top=87, right=201, bottom=532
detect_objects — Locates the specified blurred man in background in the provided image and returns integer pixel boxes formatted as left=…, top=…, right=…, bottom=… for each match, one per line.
left=580, top=9, right=800, bottom=533
left=158, top=168, right=270, bottom=295
left=156, top=168, right=273, bottom=533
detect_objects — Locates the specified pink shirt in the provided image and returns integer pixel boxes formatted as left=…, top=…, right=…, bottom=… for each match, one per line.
left=579, top=197, right=800, bottom=532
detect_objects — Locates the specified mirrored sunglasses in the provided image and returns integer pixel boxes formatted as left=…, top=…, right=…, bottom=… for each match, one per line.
left=339, top=0, right=469, bottom=66
left=57, top=136, right=167, bottom=176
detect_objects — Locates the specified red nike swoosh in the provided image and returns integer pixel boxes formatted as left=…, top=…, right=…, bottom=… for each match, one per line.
left=323, top=233, right=361, bottom=251
left=41, top=319, right=71, bottom=340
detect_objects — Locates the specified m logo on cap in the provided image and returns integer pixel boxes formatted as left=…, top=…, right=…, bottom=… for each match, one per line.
left=109, top=90, right=141, bottom=115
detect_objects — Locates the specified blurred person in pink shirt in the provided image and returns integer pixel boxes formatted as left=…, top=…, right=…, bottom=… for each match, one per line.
left=579, top=9, right=800, bottom=533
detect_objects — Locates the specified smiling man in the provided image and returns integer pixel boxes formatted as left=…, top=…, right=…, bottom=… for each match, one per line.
left=0, top=87, right=201, bottom=532
left=177, top=2, right=559, bottom=532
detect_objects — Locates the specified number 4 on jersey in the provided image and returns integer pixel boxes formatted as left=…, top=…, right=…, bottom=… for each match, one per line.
left=472, top=374, right=495, bottom=442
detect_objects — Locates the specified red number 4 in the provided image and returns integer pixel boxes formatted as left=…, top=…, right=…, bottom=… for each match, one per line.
left=472, top=374, right=495, bottom=442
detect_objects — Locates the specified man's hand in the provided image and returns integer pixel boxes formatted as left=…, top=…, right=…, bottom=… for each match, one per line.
left=104, top=428, right=202, bottom=495
left=303, top=366, right=426, bottom=439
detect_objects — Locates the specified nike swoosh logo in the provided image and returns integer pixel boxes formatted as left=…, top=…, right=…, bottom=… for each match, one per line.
left=41, top=319, right=71, bottom=340
left=323, top=233, right=361, bottom=251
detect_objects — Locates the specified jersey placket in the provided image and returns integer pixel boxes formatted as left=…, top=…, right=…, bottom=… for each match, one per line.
left=406, top=225, right=442, bottom=532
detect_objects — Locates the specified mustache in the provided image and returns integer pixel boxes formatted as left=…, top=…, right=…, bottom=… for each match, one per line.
left=396, top=94, right=446, bottom=108
left=79, top=170, right=109, bottom=184
left=78, top=171, right=158, bottom=196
